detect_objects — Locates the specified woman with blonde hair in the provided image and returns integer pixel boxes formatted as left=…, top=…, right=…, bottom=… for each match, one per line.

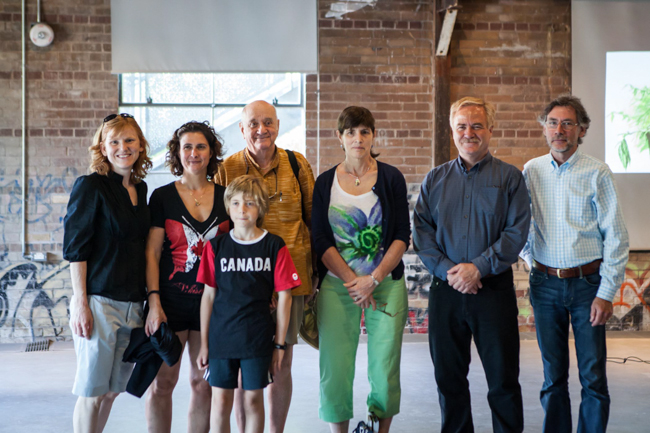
left=64, top=113, right=152, bottom=433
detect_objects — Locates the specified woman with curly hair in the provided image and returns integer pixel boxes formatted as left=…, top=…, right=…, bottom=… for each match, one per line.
left=312, top=107, right=410, bottom=433
left=144, top=121, right=230, bottom=433
left=63, top=113, right=152, bottom=433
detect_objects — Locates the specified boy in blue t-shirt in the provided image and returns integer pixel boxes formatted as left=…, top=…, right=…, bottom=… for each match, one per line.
left=196, top=175, right=300, bottom=433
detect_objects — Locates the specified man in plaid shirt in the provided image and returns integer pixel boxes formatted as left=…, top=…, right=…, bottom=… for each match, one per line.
left=521, top=94, right=629, bottom=433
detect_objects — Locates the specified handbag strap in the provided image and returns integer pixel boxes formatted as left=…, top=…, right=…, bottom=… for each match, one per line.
left=352, top=421, right=369, bottom=433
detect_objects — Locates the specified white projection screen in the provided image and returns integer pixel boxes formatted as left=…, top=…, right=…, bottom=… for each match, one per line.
left=573, top=0, right=650, bottom=250
left=111, top=0, right=318, bottom=73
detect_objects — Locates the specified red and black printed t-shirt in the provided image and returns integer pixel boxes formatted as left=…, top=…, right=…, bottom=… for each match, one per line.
left=150, top=182, right=230, bottom=298
left=197, top=230, right=301, bottom=359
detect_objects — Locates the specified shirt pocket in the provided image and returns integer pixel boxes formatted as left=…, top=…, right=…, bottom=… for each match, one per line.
left=476, top=186, right=506, bottom=216
left=276, top=188, right=303, bottom=222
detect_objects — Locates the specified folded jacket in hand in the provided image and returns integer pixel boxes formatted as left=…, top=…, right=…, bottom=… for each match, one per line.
left=122, top=322, right=182, bottom=397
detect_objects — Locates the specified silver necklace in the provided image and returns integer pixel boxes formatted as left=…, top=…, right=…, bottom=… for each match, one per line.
left=343, top=161, right=372, bottom=186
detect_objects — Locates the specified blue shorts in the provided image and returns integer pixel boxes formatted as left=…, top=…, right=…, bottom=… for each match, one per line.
left=206, top=356, right=273, bottom=390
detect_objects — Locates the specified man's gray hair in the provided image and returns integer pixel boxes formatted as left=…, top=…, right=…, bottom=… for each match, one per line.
left=450, top=97, right=496, bottom=130
left=538, top=94, right=591, bottom=144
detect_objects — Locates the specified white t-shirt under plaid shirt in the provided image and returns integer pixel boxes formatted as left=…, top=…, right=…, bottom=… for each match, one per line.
left=520, top=148, right=629, bottom=302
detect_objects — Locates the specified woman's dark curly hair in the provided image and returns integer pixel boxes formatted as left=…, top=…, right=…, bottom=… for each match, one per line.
left=166, top=121, right=224, bottom=178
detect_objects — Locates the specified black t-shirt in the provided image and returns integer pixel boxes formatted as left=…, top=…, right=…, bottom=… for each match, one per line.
left=197, top=231, right=301, bottom=359
left=149, top=182, right=230, bottom=298
left=63, top=172, right=150, bottom=302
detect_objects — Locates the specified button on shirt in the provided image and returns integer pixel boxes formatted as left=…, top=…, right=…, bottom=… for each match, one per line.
left=413, top=152, right=531, bottom=280
left=520, top=149, right=629, bottom=302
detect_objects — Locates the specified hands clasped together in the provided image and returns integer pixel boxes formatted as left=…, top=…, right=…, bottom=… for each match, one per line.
left=344, top=274, right=378, bottom=310
left=447, top=263, right=482, bottom=294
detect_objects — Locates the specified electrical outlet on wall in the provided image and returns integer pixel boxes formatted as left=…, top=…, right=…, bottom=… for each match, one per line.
left=30, top=252, right=48, bottom=262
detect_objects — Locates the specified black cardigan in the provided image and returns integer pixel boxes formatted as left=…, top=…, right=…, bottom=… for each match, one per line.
left=311, top=160, right=411, bottom=284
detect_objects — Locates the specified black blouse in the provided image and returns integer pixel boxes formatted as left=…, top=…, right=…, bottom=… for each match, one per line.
left=63, top=172, right=150, bottom=302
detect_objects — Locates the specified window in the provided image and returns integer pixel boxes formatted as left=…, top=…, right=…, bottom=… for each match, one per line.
left=118, top=73, right=305, bottom=173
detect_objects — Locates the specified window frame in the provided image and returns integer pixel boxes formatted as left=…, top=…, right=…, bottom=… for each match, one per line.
left=116, top=73, right=306, bottom=173
left=117, top=73, right=305, bottom=113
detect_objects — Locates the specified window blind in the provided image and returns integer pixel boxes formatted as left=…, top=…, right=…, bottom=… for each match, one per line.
left=111, top=0, right=318, bottom=73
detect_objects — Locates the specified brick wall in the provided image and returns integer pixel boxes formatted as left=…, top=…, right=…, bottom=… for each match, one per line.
left=449, top=0, right=572, bottom=168
left=307, top=0, right=435, bottom=184
left=0, top=0, right=115, bottom=341
left=0, top=0, right=648, bottom=342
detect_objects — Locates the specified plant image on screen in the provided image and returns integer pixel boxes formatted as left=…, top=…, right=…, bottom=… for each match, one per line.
left=610, top=85, right=650, bottom=170
left=605, top=51, right=650, bottom=173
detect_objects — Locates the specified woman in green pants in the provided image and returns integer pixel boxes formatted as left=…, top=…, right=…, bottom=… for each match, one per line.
left=311, top=106, right=410, bottom=433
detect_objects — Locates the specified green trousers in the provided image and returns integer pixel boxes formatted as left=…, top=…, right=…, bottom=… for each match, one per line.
left=317, top=274, right=408, bottom=423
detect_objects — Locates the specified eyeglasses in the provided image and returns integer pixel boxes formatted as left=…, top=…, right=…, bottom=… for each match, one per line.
left=266, top=168, right=282, bottom=201
left=103, top=113, right=134, bottom=123
left=545, top=120, right=579, bottom=130
left=244, top=155, right=283, bottom=201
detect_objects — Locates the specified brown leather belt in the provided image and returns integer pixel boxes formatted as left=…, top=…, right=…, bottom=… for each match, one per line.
left=532, top=259, right=602, bottom=279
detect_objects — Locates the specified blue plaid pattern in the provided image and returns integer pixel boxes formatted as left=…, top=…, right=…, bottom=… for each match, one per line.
left=520, top=149, right=629, bottom=302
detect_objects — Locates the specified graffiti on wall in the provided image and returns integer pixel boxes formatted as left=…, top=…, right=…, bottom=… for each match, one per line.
left=405, top=255, right=650, bottom=333
left=0, top=262, right=70, bottom=341
left=0, top=167, right=77, bottom=262
left=407, top=307, right=429, bottom=334
left=405, top=261, right=431, bottom=333
left=608, top=262, right=650, bottom=331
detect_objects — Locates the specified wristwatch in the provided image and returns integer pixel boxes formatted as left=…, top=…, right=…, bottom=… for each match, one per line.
left=274, top=342, right=287, bottom=350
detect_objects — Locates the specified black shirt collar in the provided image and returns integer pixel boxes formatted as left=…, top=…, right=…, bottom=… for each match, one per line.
left=109, top=170, right=126, bottom=184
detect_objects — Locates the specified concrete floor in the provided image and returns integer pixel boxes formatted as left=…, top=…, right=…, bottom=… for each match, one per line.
left=1, top=335, right=649, bottom=433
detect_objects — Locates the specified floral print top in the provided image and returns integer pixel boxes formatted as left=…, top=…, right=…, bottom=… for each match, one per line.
left=328, top=172, right=384, bottom=276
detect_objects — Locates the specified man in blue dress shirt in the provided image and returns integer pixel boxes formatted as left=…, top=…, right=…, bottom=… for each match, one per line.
left=520, top=95, right=629, bottom=433
left=414, top=96, right=530, bottom=433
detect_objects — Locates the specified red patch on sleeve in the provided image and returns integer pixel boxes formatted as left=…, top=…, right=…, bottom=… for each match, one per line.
left=274, top=245, right=301, bottom=292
